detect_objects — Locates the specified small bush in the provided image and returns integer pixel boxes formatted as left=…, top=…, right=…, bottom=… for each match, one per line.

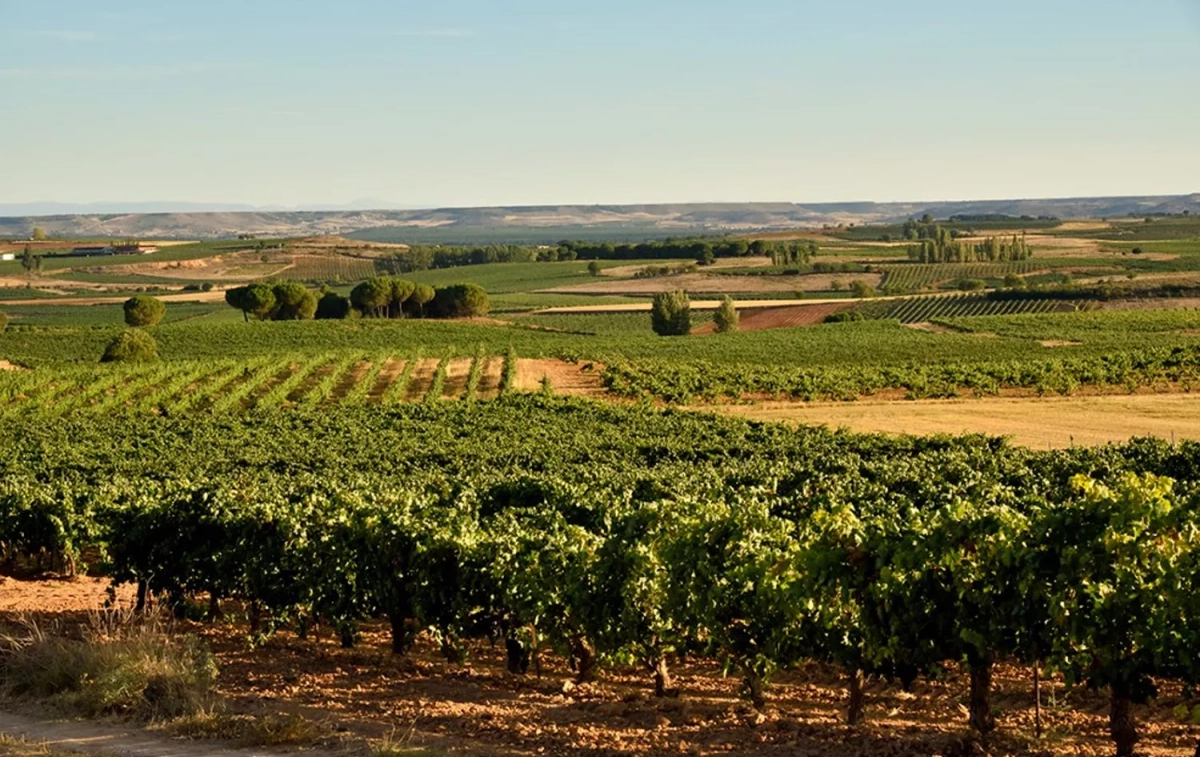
left=587, top=261, right=601, bottom=276
left=651, top=290, right=691, bottom=336
left=713, top=295, right=739, bottom=333
left=123, top=296, right=166, bottom=327
left=0, top=311, right=7, bottom=333
left=849, top=280, right=876, bottom=299
left=825, top=310, right=865, bottom=323
left=1003, top=273, right=1026, bottom=290
left=0, top=614, right=217, bottom=720
left=101, top=329, right=159, bottom=363
left=957, top=278, right=986, bottom=292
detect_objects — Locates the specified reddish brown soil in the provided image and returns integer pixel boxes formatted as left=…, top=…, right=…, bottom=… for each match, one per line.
left=693, top=303, right=853, bottom=334
left=2, top=578, right=1199, bottom=756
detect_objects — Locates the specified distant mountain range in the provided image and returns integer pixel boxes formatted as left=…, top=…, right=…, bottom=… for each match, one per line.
left=1, top=195, right=1197, bottom=243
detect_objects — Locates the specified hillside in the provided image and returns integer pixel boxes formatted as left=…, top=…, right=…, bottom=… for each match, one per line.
left=1, top=195, right=1198, bottom=242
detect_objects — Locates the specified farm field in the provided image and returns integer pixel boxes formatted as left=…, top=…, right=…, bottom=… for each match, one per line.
left=711, top=393, right=1200, bottom=448
left=6, top=216, right=1200, bottom=757
left=5, top=400, right=1200, bottom=757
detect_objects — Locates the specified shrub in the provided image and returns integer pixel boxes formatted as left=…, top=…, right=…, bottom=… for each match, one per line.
left=270, top=283, right=317, bottom=321
left=0, top=311, right=7, bottom=333
left=587, top=261, right=601, bottom=276
left=651, top=290, right=691, bottom=336
left=431, top=284, right=490, bottom=318
left=0, top=614, right=217, bottom=720
left=101, top=329, right=158, bottom=363
left=825, top=310, right=865, bottom=323
left=849, top=280, right=876, bottom=299
left=713, top=295, right=739, bottom=333
left=1003, top=273, right=1027, bottom=289
left=957, top=278, right=986, bottom=292
left=123, top=296, right=166, bottom=327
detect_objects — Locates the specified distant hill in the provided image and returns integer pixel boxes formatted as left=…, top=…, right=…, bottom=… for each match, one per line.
left=2, top=195, right=1198, bottom=243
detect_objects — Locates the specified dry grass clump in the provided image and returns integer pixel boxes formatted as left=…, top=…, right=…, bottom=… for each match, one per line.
left=0, top=611, right=217, bottom=720
left=168, top=709, right=335, bottom=747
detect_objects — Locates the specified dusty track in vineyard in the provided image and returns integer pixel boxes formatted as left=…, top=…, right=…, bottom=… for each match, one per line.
left=514, top=359, right=607, bottom=396
left=692, top=303, right=853, bottom=334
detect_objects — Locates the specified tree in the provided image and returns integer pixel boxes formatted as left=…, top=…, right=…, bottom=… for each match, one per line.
left=30, top=227, right=46, bottom=241
left=431, top=284, right=490, bottom=319
left=697, top=247, right=716, bottom=267
left=407, top=284, right=435, bottom=318
left=20, top=246, right=39, bottom=274
left=587, top=261, right=602, bottom=277
left=123, top=295, right=166, bottom=327
left=389, top=279, right=417, bottom=318
left=651, top=290, right=691, bottom=336
left=225, top=283, right=277, bottom=322
left=271, top=283, right=318, bottom=321
left=351, top=277, right=393, bottom=318
left=315, top=290, right=352, bottom=320
left=101, top=329, right=158, bottom=363
left=713, top=295, right=739, bottom=333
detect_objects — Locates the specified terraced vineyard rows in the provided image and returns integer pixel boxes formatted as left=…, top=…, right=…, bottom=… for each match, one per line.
left=879, top=261, right=1040, bottom=291
left=878, top=294, right=1077, bottom=323
left=0, top=349, right=518, bottom=416
left=275, top=255, right=380, bottom=282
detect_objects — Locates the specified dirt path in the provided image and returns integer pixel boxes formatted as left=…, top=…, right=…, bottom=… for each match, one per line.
left=706, top=393, right=1200, bottom=449
left=0, top=712, right=276, bottom=757
left=0, top=291, right=228, bottom=308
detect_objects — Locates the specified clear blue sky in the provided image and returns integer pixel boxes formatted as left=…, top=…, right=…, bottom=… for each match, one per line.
left=2, top=0, right=1198, bottom=208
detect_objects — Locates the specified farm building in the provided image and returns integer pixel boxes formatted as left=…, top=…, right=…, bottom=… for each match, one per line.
left=0, top=253, right=14, bottom=261
left=68, top=243, right=158, bottom=257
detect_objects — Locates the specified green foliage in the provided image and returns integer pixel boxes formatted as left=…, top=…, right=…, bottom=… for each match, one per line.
left=824, top=310, right=865, bottom=324
left=431, top=284, right=490, bottom=318
left=713, top=295, right=739, bottom=333
left=315, top=290, right=353, bottom=320
left=100, top=329, right=159, bottom=364
left=651, top=290, right=691, bottom=336
left=270, top=283, right=317, bottom=321
left=957, top=278, right=986, bottom=292
left=587, top=260, right=601, bottom=276
left=225, top=283, right=277, bottom=321
left=0, top=311, right=7, bottom=333
left=351, top=277, right=393, bottom=317
left=850, top=280, right=876, bottom=299
left=1004, top=273, right=1027, bottom=289
left=123, top=296, right=166, bottom=327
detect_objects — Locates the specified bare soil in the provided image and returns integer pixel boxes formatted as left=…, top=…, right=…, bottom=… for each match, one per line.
left=692, top=303, right=852, bottom=334
left=514, top=359, right=607, bottom=396
left=2, top=577, right=1198, bottom=757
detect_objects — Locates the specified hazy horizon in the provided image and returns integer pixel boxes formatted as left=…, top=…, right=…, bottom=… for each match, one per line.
left=3, top=0, right=1199, bottom=208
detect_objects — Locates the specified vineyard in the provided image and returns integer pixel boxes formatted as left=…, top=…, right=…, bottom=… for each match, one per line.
left=879, top=261, right=1041, bottom=291
left=0, top=350, right=519, bottom=415
left=870, top=293, right=1080, bottom=324
left=276, top=255, right=380, bottom=282
left=3, top=399, right=1200, bottom=755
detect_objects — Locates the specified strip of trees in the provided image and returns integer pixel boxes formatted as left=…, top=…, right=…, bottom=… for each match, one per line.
left=380, top=238, right=820, bottom=272
left=224, top=279, right=487, bottom=322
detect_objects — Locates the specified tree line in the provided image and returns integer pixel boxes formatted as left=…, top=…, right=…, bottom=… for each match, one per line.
left=381, top=238, right=820, bottom=272
left=224, top=279, right=488, bottom=322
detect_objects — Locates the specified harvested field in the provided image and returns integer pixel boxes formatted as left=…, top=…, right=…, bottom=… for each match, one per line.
left=692, top=302, right=852, bottom=334
left=1, top=577, right=1197, bottom=757
left=707, top=393, right=1200, bottom=449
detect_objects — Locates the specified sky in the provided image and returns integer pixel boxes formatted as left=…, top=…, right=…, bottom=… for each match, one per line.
left=1, top=0, right=1199, bottom=209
